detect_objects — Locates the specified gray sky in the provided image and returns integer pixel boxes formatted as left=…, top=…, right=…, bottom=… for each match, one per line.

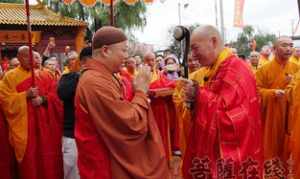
left=134, top=0, right=299, bottom=50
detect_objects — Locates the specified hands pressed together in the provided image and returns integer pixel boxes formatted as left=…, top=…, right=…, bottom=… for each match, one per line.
left=133, top=65, right=152, bottom=94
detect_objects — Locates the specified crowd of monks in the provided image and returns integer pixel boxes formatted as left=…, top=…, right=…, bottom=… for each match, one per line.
left=0, top=25, right=300, bottom=179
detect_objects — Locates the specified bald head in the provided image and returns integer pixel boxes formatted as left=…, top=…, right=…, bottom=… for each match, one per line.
left=190, top=25, right=224, bottom=66
left=293, top=47, right=300, bottom=58
left=143, top=52, right=156, bottom=68
left=9, top=57, right=20, bottom=69
left=273, top=36, right=293, bottom=61
left=192, top=25, right=223, bottom=43
left=249, top=51, right=260, bottom=66
left=17, top=46, right=31, bottom=70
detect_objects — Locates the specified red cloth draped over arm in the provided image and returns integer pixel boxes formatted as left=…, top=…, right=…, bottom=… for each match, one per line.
left=149, top=74, right=179, bottom=161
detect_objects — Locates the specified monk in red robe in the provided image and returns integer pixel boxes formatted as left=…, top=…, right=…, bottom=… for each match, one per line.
left=75, top=26, right=169, bottom=179
left=0, top=46, right=63, bottom=179
left=182, top=25, right=263, bottom=178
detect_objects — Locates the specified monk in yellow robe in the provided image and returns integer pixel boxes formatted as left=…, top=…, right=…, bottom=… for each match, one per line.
left=256, top=36, right=299, bottom=162
left=259, top=45, right=272, bottom=67
left=289, top=47, right=300, bottom=66
left=143, top=52, right=160, bottom=82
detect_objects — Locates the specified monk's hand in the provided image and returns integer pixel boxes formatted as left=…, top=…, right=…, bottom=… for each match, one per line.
left=285, top=74, right=293, bottom=83
left=134, top=65, right=151, bottom=93
left=274, top=89, right=285, bottom=98
left=26, top=87, right=39, bottom=98
left=180, top=78, right=197, bottom=108
left=31, top=96, right=43, bottom=106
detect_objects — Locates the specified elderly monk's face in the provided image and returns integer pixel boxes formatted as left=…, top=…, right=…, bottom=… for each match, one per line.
left=275, top=38, right=293, bottom=61
left=190, top=34, right=216, bottom=66
left=144, top=53, right=156, bottom=68
left=9, top=58, right=20, bottom=69
left=125, top=57, right=136, bottom=70
left=107, top=41, right=129, bottom=73
left=17, top=48, right=31, bottom=70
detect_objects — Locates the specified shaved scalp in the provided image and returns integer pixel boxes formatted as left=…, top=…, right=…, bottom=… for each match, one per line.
left=192, top=25, right=224, bottom=47
left=273, top=36, right=292, bottom=48
left=18, top=46, right=29, bottom=55
left=143, top=52, right=155, bottom=61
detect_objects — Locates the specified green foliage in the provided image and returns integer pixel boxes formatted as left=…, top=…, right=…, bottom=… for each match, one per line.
left=0, top=0, right=23, bottom=3
left=231, top=25, right=276, bottom=57
left=42, top=0, right=147, bottom=39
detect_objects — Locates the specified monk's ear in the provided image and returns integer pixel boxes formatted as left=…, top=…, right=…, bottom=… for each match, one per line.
left=102, top=45, right=111, bottom=58
left=211, top=36, right=218, bottom=48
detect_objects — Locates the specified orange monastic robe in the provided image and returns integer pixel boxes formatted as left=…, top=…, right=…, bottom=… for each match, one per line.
left=256, top=59, right=299, bottom=161
left=259, top=55, right=270, bottom=67
left=75, top=60, right=170, bottom=179
left=289, top=55, right=300, bottom=66
left=287, top=71, right=300, bottom=178
left=183, top=48, right=263, bottom=178
left=0, top=66, right=64, bottom=179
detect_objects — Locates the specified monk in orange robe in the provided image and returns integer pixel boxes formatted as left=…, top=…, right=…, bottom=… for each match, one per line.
left=182, top=25, right=263, bottom=178
left=0, top=46, right=64, bottom=179
left=75, top=26, right=169, bottom=179
left=256, top=36, right=299, bottom=163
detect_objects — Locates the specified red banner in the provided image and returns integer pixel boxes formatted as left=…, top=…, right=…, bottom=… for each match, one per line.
left=233, top=0, right=245, bottom=27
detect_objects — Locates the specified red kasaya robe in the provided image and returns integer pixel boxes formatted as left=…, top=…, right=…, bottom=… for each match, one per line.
left=119, top=68, right=134, bottom=101
left=0, top=108, right=17, bottom=179
left=183, top=53, right=263, bottom=178
left=0, top=67, right=64, bottom=179
left=149, top=74, right=180, bottom=162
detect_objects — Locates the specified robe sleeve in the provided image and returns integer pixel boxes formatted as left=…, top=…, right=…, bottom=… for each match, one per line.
left=78, top=79, right=150, bottom=138
left=0, top=76, right=28, bottom=162
left=256, top=67, right=276, bottom=108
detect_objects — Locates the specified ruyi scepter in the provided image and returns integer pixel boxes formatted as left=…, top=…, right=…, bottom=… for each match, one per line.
left=173, top=26, right=190, bottom=79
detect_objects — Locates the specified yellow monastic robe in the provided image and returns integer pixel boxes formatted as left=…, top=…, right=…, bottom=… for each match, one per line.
left=150, top=68, right=160, bottom=83
left=250, top=64, right=258, bottom=74
left=0, top=67, right=30, bottom=161
left=256, top=59, right=299, bottom=161
left=289, top=55, right=300, bottom=66
left=258, top=55, right=270, bottom=67
left=173, top=67, right=208, bottom=155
